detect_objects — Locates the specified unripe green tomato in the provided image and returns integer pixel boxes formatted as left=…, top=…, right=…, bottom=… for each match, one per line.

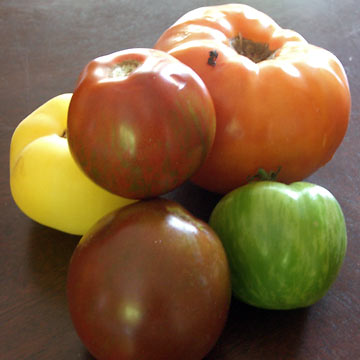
left=209, top=181, right=347, bottom=310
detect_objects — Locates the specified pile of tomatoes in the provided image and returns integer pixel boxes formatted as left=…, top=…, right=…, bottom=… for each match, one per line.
left=65, top=4, right=350, bottom=360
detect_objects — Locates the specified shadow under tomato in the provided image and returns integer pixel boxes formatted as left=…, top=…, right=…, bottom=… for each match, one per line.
left=78, top=299, right=310, bottom=360
left=163, top=180, right=223, bottom=222
left=205, top=297, right=310, bottom=360
left=80, top=349, right=96, bottom=360
left=26, top=221, right=80, bottom=305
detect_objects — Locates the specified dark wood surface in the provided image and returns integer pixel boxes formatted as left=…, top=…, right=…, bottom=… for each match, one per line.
left=1, top=0, right=359, bottom=359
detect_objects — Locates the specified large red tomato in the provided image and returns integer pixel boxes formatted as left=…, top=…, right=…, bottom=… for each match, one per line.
left=67, top=48, right=216, bottom=199
left=154, top=4, right=351, bottom=194
left=67, top=199, right=231, bottom=360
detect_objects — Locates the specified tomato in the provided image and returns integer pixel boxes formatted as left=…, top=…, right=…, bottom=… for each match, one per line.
left=67, top=199, right=231, bottom=360
left=154, top=4, right=351, bottom=194
left=209, top=181, right=347, bottom=310
left=67, top=48, right=216, bottom=199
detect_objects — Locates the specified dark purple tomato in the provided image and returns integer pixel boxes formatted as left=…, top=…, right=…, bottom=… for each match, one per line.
left=67, top=198, right=231, bottom=360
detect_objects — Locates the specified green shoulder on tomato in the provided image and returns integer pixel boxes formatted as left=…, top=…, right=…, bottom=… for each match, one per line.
left=209, top=181, right=347, bottom=310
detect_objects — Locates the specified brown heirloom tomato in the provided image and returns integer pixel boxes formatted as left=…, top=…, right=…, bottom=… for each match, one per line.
left=67, top=48, right=216, bottom=199
left=155, top=4, right=351, bottom=194
left=67, top=199, right=231, bottom=360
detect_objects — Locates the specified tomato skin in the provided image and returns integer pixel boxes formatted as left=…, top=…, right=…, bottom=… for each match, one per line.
left=67, top=48, right=216, bottom=199
left=209, top=181, right=347, bottom=310
left=155, top=4, right=351, bottom=194
left=67, top=199, right=231, bottom=360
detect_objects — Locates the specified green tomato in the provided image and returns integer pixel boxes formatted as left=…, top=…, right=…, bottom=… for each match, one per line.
left=209, top=181, right=347, bottom=310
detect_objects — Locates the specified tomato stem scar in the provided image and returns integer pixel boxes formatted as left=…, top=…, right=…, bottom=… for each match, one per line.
left=111, top=60, right=141, bottom=79
left=230, top=34, right=276, bottom=63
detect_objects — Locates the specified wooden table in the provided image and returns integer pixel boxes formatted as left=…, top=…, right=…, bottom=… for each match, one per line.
left=1, top=0, right=359, bottom=359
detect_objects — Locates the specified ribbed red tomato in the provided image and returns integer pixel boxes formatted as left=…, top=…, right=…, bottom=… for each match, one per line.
left=155, top=4, right=351, bottom=194
left=67, top=48, right=216, bottom=199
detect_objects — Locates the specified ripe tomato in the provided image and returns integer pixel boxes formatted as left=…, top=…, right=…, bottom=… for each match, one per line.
left=155, top=4, right=351, bottom=194
left=209, top=181, right=347, bottom=309
left=67, top=48, right=216, bottom=199
left=67, top=199, right=231, bottom=360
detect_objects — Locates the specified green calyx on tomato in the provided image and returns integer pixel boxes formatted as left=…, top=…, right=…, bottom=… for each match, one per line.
left=209, top=181, right=347, bottom=310
left=246, top=166, right=282, bottom=182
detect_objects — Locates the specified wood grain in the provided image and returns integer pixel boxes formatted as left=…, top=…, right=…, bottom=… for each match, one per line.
left=1, top=0, right=359, bottom=359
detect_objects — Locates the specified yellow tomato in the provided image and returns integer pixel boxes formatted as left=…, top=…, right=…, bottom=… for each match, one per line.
left=10, top=94, right=136, bottom=235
